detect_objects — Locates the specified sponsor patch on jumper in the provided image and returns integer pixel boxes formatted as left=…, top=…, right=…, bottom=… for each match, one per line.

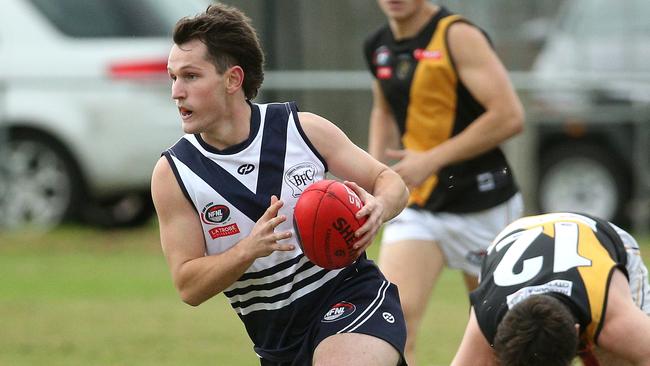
left=414, top=48, right=442, bottom=60
left=506, top=280, right=573, bottom=309
left=322, top=301, right=356, bottom=322
left=209, top=223, right=240, bottom=239
left=202, top=203, right=231, bottom=225
left=374, top=46, right=391, bottom=66
left=477, top=172, right=496, bottom=192
left=377, top=66, right=392, bottom=79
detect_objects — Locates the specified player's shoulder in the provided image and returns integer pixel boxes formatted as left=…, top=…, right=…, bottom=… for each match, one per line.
left=151, top=156, right=175, bottom=187
left=363, top=23, right=391, bottom=52
left=296, top=112, right=337, bottom=135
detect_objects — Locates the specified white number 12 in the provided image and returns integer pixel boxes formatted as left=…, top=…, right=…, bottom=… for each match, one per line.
left=492, top=222, right=592, bottom=287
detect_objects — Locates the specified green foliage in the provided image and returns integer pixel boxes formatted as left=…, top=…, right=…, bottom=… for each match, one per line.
left=1, top=223, right=648, bottom=366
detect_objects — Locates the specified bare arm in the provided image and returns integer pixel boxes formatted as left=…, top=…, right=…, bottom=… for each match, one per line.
left=298, top=112, right=408, bottom=253
left=451, top=307, right=497, bottom=366
left=596, top=270, right=650, bottom=365
left=368, top=80, right=400, bottom=163
left=388, top=22, right=524, bottom=187
left=151, top=157, right=294, bottom=306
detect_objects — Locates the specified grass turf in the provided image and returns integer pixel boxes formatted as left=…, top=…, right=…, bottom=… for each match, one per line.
left=0, top=222, right=647, bottom=365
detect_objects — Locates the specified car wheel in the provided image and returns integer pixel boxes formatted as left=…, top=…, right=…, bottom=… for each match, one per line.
left=0, top=133, right=80, bottom=229
left=537, top=143, right=630, bottom=223
left=81, top=192, right=154, bottom=228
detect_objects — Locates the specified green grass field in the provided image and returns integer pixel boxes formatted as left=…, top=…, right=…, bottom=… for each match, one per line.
left=1, top=222, right=648, bottom=366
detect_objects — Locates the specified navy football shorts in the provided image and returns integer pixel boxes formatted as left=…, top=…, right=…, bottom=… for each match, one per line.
left=259, top=262, right=407, bottom=366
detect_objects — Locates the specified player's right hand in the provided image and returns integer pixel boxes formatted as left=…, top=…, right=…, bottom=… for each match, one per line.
left=242, top=195, right=295, bottom=259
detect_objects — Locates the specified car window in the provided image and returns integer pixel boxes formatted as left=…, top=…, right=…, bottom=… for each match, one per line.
left=28, top=0, right=207, bottom=38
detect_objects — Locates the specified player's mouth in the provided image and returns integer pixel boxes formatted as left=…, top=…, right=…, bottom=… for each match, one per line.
left=179, top=106, right=193, bottom=120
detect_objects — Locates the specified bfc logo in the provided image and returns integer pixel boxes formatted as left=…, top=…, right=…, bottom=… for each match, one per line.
left=285, top=162, right=318, bottom=197
left=322, top=301, right=356, bottom=322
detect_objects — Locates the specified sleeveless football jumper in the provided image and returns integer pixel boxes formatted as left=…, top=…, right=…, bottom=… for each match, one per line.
left=364, top=6, right=518, bottom=212
left=163, top=101, right=406, bottom=364
left=471, top=213, right=630, bottom=346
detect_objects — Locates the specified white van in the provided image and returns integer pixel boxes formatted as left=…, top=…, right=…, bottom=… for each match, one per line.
left=529, top=0, right=650, bottom=228
left=0, top=0, right=208, bottom=228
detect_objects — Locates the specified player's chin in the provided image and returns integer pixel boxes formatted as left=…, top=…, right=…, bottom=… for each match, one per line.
left=181, top=121, right=201, bottom=135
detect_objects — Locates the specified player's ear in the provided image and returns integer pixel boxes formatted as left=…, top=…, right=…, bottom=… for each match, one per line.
left=225, top=65, right=244, bottom=94
left=575, top=323, right=580, bottom=335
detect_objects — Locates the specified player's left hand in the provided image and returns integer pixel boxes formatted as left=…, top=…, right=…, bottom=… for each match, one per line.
left=386, top=148, right=437, bottom=188
left=343, top=181, right=383, bottom=255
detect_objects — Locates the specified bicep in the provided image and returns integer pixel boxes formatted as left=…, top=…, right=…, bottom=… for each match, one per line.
left=298, top=112, right=389, bottom=191
left=448, top=23, right=521, bottom=112
left=151, top=157, right=206, bottom=274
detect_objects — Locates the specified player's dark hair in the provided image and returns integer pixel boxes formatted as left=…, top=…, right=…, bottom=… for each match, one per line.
left=173, top=2, right=264, bottom=99
left=493, top=294, right=579, bottom=366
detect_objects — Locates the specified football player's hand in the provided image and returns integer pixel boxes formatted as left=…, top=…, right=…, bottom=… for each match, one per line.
left=242, top=195, right=294, bottom=259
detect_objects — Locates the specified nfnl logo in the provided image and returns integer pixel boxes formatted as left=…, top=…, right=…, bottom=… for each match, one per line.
left=322, top=301, right=356, bottom=322
left=202, top=204, right=230, bottom=224
left=285, top=162, right=318, bottom=197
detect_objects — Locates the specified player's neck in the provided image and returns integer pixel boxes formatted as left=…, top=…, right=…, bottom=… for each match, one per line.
left=389, top=4, right=439, bottom=40
left=200, top=99, right=252, bottom=150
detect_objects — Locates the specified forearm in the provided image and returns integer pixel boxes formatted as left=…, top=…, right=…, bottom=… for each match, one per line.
left=173, top=243, right=255, bottom=306
left=372, top=168, right=409, bottom=222
left=368, top=108, right=399, bottom=163
left=426, top=106, right=523, bottom=169
left=368, top=80, right=400, bottom=163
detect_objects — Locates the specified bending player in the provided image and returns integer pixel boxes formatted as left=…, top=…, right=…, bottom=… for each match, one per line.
left=451, top=212, right=650, bottom=366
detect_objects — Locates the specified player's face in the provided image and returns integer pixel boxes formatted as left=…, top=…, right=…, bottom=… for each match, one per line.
left=377, top=0, right=429, bottom=21
left=168, top=39, right=227, bottom=134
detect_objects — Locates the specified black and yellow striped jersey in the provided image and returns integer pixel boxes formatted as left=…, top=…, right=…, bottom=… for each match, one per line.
left=470, top=213, right=629, bottom=346
left=363, top=7, right=518, bottom=213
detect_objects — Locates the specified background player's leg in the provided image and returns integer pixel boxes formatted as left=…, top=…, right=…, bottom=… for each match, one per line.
left=379, top=240, right=444, bottom=365
left=462, top=272, right=478, bottom=292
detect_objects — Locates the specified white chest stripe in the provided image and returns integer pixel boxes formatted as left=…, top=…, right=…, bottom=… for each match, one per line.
left=233, top=269, right=342, bottom=315
left=229, top=264, right=338, bottom=303
left=227, top=255, right=313, bottom=291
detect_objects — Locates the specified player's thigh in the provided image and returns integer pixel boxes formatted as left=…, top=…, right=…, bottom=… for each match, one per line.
left=378, top=239, right=445, bottom=314
left=313, top=333, right=400, bottom=366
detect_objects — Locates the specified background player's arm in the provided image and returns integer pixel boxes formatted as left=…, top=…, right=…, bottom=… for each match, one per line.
left=451, top=307, right=497, bottom=366
left=434, top=21, right=524, bottom=164
left=387, top=22, right=524, bottom=187
left=151, top=157, right=293, bottom=306
left=298, top=112, right=408, bottom=253
left=595, top=270, right=650, bottom=365
left=368, top=80, right=400, bottom=163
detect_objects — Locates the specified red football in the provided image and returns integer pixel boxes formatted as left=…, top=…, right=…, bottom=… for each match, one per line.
left=293, top=180, right=367, bottom=269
